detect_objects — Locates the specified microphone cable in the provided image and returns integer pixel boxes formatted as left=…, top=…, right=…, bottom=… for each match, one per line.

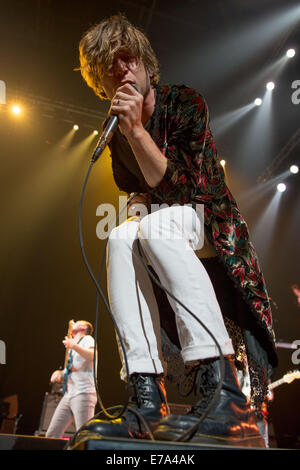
left=66, top=162, right=156, bottom=449
left=74, top=93, right=225, bottom=444
left=78, top=158, right=138, bottom=422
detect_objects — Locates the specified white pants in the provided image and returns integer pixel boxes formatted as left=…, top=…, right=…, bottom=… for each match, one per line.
left=106, top=205, right=234, bottom=380
left=46, top=393, right=97, bottom=438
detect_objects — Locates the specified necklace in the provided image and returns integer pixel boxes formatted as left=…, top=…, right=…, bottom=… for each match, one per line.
left=145, top=85, right=160, bottom=140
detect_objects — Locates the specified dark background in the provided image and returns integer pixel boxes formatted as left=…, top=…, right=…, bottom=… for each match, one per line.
left=0, top=0, right=299, bottom=448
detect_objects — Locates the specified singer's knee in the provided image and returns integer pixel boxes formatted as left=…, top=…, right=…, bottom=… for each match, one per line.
left=108, top=219, right=139, bottom=250
left=138, top=211, right=157, bottom=243
left=138, top=205, right=192, bottom=242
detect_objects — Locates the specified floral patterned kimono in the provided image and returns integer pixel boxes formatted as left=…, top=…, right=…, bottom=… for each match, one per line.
left=108, top=84, right=278, bottom=410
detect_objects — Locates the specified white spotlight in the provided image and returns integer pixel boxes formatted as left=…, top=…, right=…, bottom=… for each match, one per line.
left=290, top=164, right=299, bottom=174
left=254, top=98, right=262, bottom=106
left=266, top=82, right=275, bottom=91
left=277, top=183, right=286, bottom=193
left=286, top=48, right=295, bottom=58
left=73, top=124, right=79, bottom=131
left=220, top=159, right=226, bottom=167
left=93, top=130, right=99, bottom=135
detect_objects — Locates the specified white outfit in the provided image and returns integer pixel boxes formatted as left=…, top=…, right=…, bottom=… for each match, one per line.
left=66, top=335, right=96, bottom=397
left=46, top=335, right=97, bottom=438
left=106, top=205, right=234, bottom=381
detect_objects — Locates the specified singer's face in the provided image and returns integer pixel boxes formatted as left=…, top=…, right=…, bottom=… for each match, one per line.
left=71, top=321, right=85, bottom=336
left=101, top=52, right=151, bottom=100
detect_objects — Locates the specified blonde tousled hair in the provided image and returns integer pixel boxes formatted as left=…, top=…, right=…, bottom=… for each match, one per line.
left=78, top=14, right=160, bottom=99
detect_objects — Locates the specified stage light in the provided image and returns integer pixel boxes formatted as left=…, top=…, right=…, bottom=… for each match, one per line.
left=254, top=98, right=262, bottom=106
left=286, top=48, right=296, bottom=58
left=73, top=124, right=79, bottom=131
left=290, top=164, right=299, bottom=174
left=266, top=82, right=275, bottom=91
left=220, top=159, right=226, bottom=167
left=277, top=183, right=286, bottom=193
left=11, top=104, right=22, bottom=115
left=93, top=130, right=99, bottom=135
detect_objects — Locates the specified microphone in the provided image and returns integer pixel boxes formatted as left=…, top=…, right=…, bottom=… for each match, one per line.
left=91, top=84, right=138, bottom=163
left=91, top=114, right=118, bottom=163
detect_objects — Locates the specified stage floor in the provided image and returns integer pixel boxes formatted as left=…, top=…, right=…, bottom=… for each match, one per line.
left=0, top=432, right=288, bottom=452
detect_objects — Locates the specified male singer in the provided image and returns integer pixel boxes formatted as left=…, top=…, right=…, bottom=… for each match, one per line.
left=75, top=14, right=277, bottom=446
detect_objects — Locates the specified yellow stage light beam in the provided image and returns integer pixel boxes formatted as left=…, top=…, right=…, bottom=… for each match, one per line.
left=55, top=128, right=77, bottom=150
left=66, top=132, right=98, bottom=167
left=1, top=126, right=96, bottom=247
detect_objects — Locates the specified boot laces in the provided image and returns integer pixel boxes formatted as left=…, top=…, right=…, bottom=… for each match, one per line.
left=130, top=375, right=154, bottom=408
left=179, top=363, right=217, bottom=416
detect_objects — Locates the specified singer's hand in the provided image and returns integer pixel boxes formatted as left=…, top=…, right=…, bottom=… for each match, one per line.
left=109, top=82, right=167, bottom=188
left=127, top=192, right=151, bottom=217
left=110, top=84, right=144, bottom=138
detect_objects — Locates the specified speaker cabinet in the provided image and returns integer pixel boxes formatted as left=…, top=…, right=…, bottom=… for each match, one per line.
left=35, top=392, right=75, bottom=437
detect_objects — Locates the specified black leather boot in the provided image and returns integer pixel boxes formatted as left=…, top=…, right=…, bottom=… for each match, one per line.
left=69, top=374, right=169, bottom=445
left=154, top=357, right=265, bottom=448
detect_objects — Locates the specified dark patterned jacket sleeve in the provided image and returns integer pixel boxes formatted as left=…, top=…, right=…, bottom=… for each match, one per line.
left=147, top=85, right=277, bottom=375
left=148, top=87, right=215, bottom=205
